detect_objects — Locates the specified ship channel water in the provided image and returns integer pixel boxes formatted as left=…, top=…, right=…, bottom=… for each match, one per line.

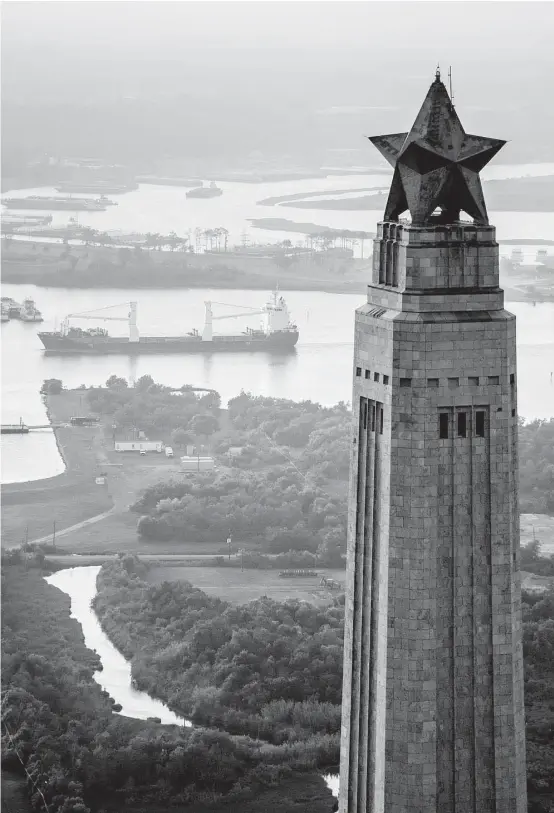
left=3, top=162, right=554, bottom=257
left=2, top=163, right=554, bottom=483
left=2, top=285, right=554, bottom=484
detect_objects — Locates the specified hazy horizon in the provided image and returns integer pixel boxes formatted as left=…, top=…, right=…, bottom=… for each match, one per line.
left=2, top=2, right=554, bottom=172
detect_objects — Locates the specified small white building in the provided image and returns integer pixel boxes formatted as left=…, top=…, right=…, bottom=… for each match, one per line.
left=180, top=455, right=215, bottom=472
left=115, top=440, right=164, bottom=453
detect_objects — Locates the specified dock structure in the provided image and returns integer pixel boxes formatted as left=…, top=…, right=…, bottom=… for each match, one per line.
left=1, top=423, right=30, bottom=434
left=1, top=421, right=63, bottom=434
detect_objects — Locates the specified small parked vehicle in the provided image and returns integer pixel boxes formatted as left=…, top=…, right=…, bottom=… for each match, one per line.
left=165, top=446, right=174, bottom=458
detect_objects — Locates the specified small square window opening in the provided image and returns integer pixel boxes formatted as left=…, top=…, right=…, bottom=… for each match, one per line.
left=356, top=367, right=362, bottom=377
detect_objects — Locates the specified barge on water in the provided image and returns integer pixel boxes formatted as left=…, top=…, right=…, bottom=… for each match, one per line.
left=38, top=292, right=299, bottom=355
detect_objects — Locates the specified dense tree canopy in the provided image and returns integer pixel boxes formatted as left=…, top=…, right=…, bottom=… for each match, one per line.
left=1, top=565, right=336, bottom=813
left=128, top=394, right=553, bottom=566
left=86, top=379, right=220, bottom=439
left=519, top=418, right=554, bottom=514
left=94, top=557, right=343, bottom=761
left=94, top=555, right=554, bottom=811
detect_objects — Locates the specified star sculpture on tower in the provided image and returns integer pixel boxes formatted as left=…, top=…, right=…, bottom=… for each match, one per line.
left=369, top=69, right=506, bottom=226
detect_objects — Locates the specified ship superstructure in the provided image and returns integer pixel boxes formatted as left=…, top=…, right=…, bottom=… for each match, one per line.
left=38, top=292, right=298, bottom=354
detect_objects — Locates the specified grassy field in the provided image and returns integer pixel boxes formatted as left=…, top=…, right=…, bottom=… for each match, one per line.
left=146, top=565, right=345, bottom=606
left=1, top=390, right=182, bottom=550
left=1, top=391, right=115, bottom=546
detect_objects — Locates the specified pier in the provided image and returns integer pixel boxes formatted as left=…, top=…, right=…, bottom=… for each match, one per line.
left=1, top=421, right=62, bottom=434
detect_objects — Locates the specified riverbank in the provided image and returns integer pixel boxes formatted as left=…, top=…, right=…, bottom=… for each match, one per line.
left=1, top=236, right=370, bottom=294
left=262, top=175, right=554, bottom=212
left=1, top=391, right=114, bottom=546
left=0, top=388, right=198, bottom=549
left=1, top=563, right=337, bottom=813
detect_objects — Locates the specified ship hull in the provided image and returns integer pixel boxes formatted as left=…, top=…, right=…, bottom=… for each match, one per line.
left=38, top=331, right=299, bottom=355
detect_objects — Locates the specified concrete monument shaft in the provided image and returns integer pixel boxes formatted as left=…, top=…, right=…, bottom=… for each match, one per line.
left=339, top=219, right=527, bottom=813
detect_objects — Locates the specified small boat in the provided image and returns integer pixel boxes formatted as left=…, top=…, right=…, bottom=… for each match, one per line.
left=186, top=181, right=223, bottom=199
left=19, top=298, right=44, bottom=322
left=1, top=297, right=22, bottom=317
left=1, top=296, right=44, bottom=322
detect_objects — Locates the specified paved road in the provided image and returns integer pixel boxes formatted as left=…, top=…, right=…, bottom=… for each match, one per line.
left=44, top=552, right=243, bottom=566
left=21, top=508, right=117, bottom=550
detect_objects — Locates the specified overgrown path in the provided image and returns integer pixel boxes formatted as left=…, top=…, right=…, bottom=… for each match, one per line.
left=26, top=507, right=118, bottom=548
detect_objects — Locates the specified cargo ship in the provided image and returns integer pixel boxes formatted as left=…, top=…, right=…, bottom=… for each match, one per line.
left=186, top=182, right=223, bottom=199
left=38, top=293, right=298, bottom=355
left=2, top=196, right=109, bottom=211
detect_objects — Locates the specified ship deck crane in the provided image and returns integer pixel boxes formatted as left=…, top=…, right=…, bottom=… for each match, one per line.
left=62, top=302, right=139, bottom=342
left=202, top=301, right=265, bottom=341
left=202, top=292, right=290, bottom=341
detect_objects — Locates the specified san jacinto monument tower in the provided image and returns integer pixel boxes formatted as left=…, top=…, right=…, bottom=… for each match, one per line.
left=339, top=72, right=526, bottom=813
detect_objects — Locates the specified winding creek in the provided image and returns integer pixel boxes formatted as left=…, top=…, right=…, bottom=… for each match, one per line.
left=45, top=566, right=189, bottom=727
left=45, top=565, right=340, bottom=798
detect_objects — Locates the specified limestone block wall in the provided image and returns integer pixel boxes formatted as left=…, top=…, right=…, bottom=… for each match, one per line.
left=371, top=221, right=501, bottom=293
left=340, top=222, right=526, bottom=813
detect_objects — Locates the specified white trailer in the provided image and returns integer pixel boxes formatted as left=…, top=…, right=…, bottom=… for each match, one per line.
left=115, top=440, right=163, bottom=453
left=180, top=455, right=215, bottom=472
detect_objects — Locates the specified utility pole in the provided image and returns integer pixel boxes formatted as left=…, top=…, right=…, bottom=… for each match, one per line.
left=227, top=534, right=232, bottom=561
left=240, top=548, right=244, bottom=572
left=52, top=520, right=56, bottom=549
